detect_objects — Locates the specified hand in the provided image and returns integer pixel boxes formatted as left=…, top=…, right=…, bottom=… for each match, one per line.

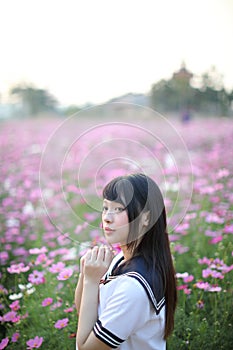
left=82, top=246, right=113, bottom=284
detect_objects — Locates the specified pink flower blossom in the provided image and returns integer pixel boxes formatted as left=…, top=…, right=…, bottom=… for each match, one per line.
left=29, top=247, right=48, bottom=254
left=64, top=307, right=74, bottom=313
left=195, top=281, right=210, bottom=290
left=54, top=317, right=69, bottom=329
left=202, top=268, right=213, bottom=278
left=26, top=336, right=43, bottom=349
left=183, top=275, right=194, bottom=283
left=184, top=288, right=191, bottom=295
left=7, top=262, right=30, bottom=274
left=50, top=300, right=63, bottom=310
left=223, top=224, right=233, bottom=234
left=208, top=285, right=222, bottom=292
left=205, top=213, right=224, bottom=224
left=174, top=244, right=189, bottom=254
left=9, top=300, right=20, bottom=311
left=35, top=253, right=48, bottom=265
left=0, top=311, right=17, bottom=322
left=0, top=251, right=9, bottom=264
left=0, top=337, right=9, bottom=350
left=41, top=297, right=53, bottom=307
left=83, top=212, right=99, bottom=222
left=57, top=268, right=73, bottom=280
left=177, top=284, right=188, bottom=290
left=48, top=262, right=65, bottom=273
left=12, top=315, right=21, bottom=323
left=209, top=236, right=223, bottom=244
left=28, top=270, right=45, bottom=285
left=198, top=257, right=211, bottom=265
left=11, top=332, right=20, bottom=342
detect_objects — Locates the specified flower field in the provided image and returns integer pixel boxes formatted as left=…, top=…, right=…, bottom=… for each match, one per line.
left=0, top=111, right=233, bottom=349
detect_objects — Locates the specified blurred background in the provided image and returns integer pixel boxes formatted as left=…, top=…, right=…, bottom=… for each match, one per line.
left=0, top=0, right=233, bottom=119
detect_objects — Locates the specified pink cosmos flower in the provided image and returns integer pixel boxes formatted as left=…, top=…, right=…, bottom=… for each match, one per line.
left=0, top=337, right=9, bottom=350
left=57, top=268, right=73, bottom=280
left=29, top=247, right=48, bottom=254
left=41, top=297, right=53, bottom=307
left=205, top=213, right=224, bottom=224
left=64, top=307, right=74, bottom=313
left=83, top=212, right=99, bottom=222
left=198, top=257, right=211, bottom=265
left=223, top=224, right=233, bottom=234
left=26, top=336, right=43, bottom=349
left=7, top=262, right=30, bottom=274
left=183, top=275, right=194, bottom=283
left=209, top=236, right=223, bottom=244
left=202, top=268, right=224, bottom=279
left=12, top=315, right=21, bottom=323
left=177, top=284, right=188, bottom=290
left=195, top=281, right=210, bottom=290
left=202, top=268, right=213, bottom=278
left=208, top=285, right=222, bottom=292
left=184, top=288, right=191, bottom=295
left=11, top=332, right=20, bottom=342
left=35, top=253, right=48, bottom=265
left=0, top=251, right=9, bottom=264
left=28, top=270, right=45, bottom=285
left=173, top=244, right=189, bottom=254
left=0, top=311, right=17, bottom=322
left=10, top=300, right=20, bottom=311
left=50, top=299, right=63, bottom=310
left=221, top=264, right=233, bottom=273
left=48, top=262, right=65, bottom=273
left=54, top=317, right=69, bottom=329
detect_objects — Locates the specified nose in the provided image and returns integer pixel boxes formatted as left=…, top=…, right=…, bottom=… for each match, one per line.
left=103, top=211, right=114, bottom=223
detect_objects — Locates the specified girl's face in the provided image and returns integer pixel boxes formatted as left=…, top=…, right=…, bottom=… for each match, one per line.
left=102, top=199, right=129, bottom=246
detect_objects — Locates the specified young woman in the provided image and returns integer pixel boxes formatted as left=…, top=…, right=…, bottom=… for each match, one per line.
left=75, top=173, right=177, bottom=350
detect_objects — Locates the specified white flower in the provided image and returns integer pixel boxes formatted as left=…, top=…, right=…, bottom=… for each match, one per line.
left=26, top=287, right=36, bottom=295
left=9, top=293, right=23, bottom=300
left=18, top=283, right=33, bottom=291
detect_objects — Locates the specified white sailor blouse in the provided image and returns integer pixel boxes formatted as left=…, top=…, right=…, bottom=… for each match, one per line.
left=93, top=252, right=166, bottom=350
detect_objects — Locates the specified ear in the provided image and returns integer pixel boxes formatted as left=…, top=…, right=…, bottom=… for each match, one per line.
left=142, top=211, right=150, bottom=226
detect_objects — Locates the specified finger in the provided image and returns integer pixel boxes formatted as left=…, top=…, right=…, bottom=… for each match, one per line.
left=84, top=249, right=92, bottom=261
left=104, top=247, right=114, bottom=264
left=90, top=246, right=99, bottom=262
left=97, top=245, right=105, bottom=261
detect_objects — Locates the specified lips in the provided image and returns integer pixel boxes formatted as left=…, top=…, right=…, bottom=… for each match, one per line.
left=104, top=227, right=114, bottom=232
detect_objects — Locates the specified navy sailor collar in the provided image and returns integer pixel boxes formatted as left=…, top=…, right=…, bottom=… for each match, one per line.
left=103, top=254, right=165, bottom=315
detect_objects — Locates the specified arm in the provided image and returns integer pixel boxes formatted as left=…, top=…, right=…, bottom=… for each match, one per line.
left=77, top=246, right=113, bottom=350
left=75, top=254, right=85, bottom=314
left=74, top=272, right=83, bottom=314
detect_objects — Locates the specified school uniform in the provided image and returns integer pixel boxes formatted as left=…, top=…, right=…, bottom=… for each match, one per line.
left=93, top=252, right=166, bottom=349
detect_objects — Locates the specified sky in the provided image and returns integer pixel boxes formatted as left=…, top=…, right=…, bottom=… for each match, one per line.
left=1, top=0, right=233, bottom=106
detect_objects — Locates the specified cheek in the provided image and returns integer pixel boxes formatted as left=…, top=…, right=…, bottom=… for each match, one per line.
left=117, top=213, right=129, bottom=227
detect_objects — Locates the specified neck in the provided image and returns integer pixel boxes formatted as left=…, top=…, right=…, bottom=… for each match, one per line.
left=120, top=245, right=132, bottom=261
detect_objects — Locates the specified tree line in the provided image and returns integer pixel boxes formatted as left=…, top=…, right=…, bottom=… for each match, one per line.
left=150, top=65, right=233, bottom=116
left=5, top=65, right=233, bottom=117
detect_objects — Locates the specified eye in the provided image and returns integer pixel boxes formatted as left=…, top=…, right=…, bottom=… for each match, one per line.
left=115, top=207, right=125, bottom=213
left=102, top=206, right=108, bottom=212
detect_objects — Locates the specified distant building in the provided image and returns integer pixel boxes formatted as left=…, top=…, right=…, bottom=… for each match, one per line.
left=108, top=93, right=149, bottom=106
left=173, top=63, right=193, bottom=83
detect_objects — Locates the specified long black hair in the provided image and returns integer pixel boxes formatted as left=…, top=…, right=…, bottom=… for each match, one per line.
left=103, top=173, right=177, bottom=339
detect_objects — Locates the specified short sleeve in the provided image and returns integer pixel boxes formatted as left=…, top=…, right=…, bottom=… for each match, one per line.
left=93, top=276, right=150, bottom=348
